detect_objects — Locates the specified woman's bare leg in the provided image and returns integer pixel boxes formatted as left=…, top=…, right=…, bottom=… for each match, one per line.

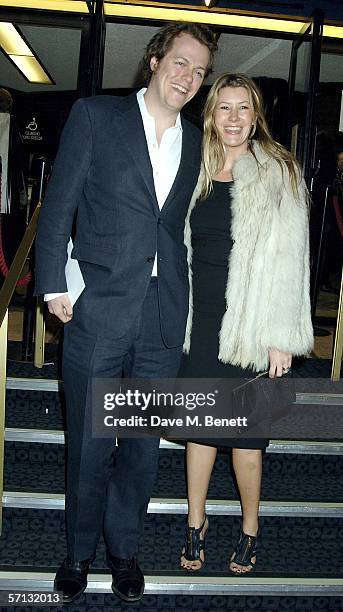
left=180, top=441, right=217, bottom=570
left=229, top=448, right=262, bottom=573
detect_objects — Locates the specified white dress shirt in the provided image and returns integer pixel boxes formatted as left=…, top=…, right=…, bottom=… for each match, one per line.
left=45, top=88, right=183, bottom=301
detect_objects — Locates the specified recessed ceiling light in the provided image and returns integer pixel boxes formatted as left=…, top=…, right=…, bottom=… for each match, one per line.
left=0, top=0, right=88, bottom=12
left=104, top=2, right=343, bottom=39
left=0, top=22, right=33, bottom=55
left=9, top=55, right=53, bottom=83
left=0, top=22, right=53, bottom=84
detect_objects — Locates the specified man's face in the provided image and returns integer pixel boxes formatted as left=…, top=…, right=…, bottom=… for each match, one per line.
left=148, top=33, right=210, bottom=114
left=337, top=152, right=343, bottom=172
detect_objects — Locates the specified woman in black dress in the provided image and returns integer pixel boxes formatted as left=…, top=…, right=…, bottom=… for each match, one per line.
left=179, top=74, right=313, bottom=574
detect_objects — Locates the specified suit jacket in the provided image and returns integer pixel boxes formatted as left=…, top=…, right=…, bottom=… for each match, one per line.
left=183, top=141, right=314, bottom=371
left=35, top=93, right=202, bottom=347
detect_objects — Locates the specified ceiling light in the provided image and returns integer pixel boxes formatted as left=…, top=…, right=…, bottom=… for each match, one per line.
left=0, top=22, right=53, bottom=84
left=0, top=22, right=33, bottom=55
left=104, top=3, right=305, bottom=34
left=104, top=2, right=343, bottom=39
left=9, top=55, right=52, bottom=83
left=0, top=0, right=342, bottom=40
left=0, top=0, right=88, bottom=12
left=323, top=25, right=343, bottom=39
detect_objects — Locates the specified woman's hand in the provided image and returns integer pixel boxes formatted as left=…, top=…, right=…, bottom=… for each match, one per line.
left=268, top=349, right=292, bottom=378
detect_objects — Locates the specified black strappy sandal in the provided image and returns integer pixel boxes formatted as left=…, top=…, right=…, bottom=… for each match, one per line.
left=180, top=515, right=209, bottom=572
left=229, top=528, right=258, bottom=574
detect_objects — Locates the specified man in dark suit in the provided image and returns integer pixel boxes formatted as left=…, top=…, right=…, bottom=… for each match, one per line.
left=35, top=22, right=217, bottom=604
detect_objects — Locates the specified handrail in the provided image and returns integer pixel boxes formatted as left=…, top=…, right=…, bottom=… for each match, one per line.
left=0, top=202, right=41, bottom=326
left=331, top=266, right=343, bottom=381
left=0, top=201, right=41, bottom=535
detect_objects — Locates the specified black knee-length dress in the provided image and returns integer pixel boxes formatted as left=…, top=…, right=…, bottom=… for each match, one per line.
left=179, top=180, right=268, bottom=450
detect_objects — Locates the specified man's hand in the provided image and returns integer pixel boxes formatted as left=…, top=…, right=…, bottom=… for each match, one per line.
left=47, top=294, right=73, bottom=323
left=268, top=349, right=292, bottom=378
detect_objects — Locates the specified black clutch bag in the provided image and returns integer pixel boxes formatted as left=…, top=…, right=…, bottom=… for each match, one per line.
left=232, top=369, right=295, bottom=437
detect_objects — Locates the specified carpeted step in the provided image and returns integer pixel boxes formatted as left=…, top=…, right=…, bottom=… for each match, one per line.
left=4, top=443, right=343, bottom=502
left=5, top=383, right=343, bottom=437
left=0, top=591, right=342, bottom=611
left=1, top=508, right=342, bottom=576
left=6, top=388, right=64, bottom=430
left=7, top=341, right=60, bottom=379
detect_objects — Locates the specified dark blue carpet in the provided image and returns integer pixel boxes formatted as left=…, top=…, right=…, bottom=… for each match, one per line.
left=4, top=442, right=343, bottom=502
left=1, top=508, right=342, bottom=576
left=1, top=593, right=343, bottom=612
left=6, top=389, right=65, bottom=429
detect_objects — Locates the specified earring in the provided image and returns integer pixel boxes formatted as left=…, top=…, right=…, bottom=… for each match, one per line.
left=249, top=123, right=256, bottom=140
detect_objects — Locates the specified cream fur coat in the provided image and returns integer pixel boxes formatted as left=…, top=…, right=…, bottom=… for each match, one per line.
left=183, top=142, right=314, bottom=372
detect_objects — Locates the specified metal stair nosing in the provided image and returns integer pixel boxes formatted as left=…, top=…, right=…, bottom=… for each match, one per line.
left=3, top=491, right=343, bottom=517
left=4, top=428, right=343, bottom=455
left=0, top=571, right=342, bottom=596
left=6, top=376, right=343, bottom=406
left=6, top=378, right=61, bottom=392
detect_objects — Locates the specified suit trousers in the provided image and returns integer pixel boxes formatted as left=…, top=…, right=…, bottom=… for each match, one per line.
left=62, top=278, right=182, bottom=561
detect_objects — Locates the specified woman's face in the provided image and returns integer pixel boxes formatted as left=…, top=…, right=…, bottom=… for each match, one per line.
left=213, top=86, right=255, bottom=154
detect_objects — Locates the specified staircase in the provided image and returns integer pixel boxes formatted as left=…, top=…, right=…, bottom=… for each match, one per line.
left=1, top=355, right=343, bottom=612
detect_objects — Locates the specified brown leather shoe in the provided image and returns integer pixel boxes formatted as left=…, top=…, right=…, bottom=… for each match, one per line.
left=107, top=553, right=144, bottom=602
left=54, top=556, right=94, bottom=603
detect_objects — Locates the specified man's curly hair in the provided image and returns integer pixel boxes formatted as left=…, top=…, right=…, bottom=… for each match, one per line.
left=140, top=22, right=218, bottom=84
